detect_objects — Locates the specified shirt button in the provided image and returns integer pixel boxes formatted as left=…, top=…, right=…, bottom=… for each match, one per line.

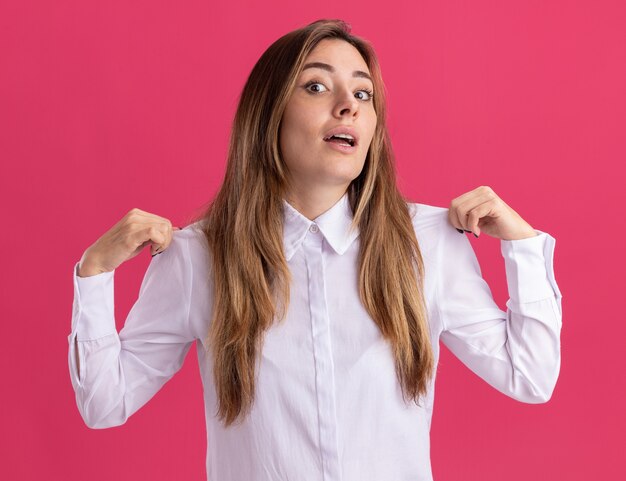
left=309, top=224, right=319, bottom=233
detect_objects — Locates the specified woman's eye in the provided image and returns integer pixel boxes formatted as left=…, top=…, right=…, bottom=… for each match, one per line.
left=305, top=82, right=327, bottom=93
left=356, top=89, right=374, bottom=101
left=304, top=81, right=374, bottom=101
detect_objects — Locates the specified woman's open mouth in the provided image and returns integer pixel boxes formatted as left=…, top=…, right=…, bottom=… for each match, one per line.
left=323, top=134, right=357, bottom=153
left=323, top=133, right=356, bottom=147
left=324, top=138, right=357, bottom=153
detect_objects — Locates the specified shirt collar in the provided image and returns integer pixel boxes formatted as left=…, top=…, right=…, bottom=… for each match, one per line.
left=282, top=192, right=360, bottom=261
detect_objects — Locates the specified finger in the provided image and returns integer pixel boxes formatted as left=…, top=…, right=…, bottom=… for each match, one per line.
left=449, top=186, right=484, bottom=207
left=448, top=206, right=472, bottom=233
left=455, top=191, right=495, bottom=232
left=465, top=200, right=495, bottom=236
left=154, top=224, right=180, bottom=255
left=447, top=208, right=464, bottom=232
left=127, top=209, right=175, bottom=230
left=162, top=225, right=175, bottom=252
left=138, top=225, right=168, bottom=255
left=449, top=188, right=484, bottom=232
left=453, top=203, right=474, bottom=232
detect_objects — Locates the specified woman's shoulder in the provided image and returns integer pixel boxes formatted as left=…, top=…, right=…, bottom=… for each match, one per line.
left=407, top=201, right=452, bottom=238
left=408, top=200, right=448, bottom=222
left=170, top=221, right=212, bottom=268
left=407, top=199, right=483, bottom=272
left=176, top=220, right=207, bottom=242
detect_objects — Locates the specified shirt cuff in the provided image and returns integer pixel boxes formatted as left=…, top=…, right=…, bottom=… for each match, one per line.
left=72, top=261, right=117, bottom=340
left=500, top=229, right=562, bottom=304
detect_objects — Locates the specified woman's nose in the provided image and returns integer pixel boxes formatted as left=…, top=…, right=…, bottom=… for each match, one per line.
left=333, top=89, right=359, bottom=118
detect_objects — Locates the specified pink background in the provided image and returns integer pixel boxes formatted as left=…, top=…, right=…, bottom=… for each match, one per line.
left=1, top=1, right=624, bottom=479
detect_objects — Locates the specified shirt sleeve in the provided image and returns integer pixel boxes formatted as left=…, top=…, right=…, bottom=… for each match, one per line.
left=437, top=217, right=563, bottom=403
left=67, top=232, right=196, bottom=428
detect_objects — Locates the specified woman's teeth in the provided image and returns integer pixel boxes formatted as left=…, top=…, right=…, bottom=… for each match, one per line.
left=328, top=138, right=352, bottom=145
left=325, top=136, right=354, bottom=146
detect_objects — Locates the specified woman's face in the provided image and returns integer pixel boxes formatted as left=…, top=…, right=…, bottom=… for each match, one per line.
left=279, top=38, right=377, bottom=196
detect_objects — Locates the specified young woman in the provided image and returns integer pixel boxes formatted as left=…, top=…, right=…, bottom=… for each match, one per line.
left=68, top=18, right=562, bottom=481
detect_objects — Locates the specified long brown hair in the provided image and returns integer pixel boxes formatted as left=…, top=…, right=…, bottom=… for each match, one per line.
left=190, top=18, right=434, bottom=428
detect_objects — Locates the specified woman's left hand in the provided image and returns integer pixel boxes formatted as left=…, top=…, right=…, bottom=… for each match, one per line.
left=448, top=186, right=537, bottom=241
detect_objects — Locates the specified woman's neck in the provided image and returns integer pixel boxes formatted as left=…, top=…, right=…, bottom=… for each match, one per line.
left=283, top=186, right=348, bottom=221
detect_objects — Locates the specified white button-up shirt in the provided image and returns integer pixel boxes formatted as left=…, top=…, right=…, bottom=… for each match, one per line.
left=68, top=192, right=562, bottom=481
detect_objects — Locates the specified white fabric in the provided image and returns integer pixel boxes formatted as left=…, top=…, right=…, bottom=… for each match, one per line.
left=68, top=192, right=563, bottom=481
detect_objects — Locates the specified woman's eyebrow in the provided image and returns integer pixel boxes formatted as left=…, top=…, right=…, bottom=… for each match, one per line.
left=302, top=62, right=372, bottom=82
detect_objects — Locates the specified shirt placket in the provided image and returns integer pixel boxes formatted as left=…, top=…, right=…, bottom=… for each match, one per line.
left=302, top=223, right=342, bottom=481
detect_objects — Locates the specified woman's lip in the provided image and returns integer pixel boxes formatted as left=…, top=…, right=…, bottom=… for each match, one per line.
left=324, top=139, right=357, bottom=153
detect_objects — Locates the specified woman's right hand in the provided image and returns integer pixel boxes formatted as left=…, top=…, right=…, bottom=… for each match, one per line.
left=77, top=208, right=181, bottom=277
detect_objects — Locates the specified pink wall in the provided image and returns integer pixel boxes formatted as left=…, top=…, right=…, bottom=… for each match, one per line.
left=1, top=1, right=624, bottom=479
